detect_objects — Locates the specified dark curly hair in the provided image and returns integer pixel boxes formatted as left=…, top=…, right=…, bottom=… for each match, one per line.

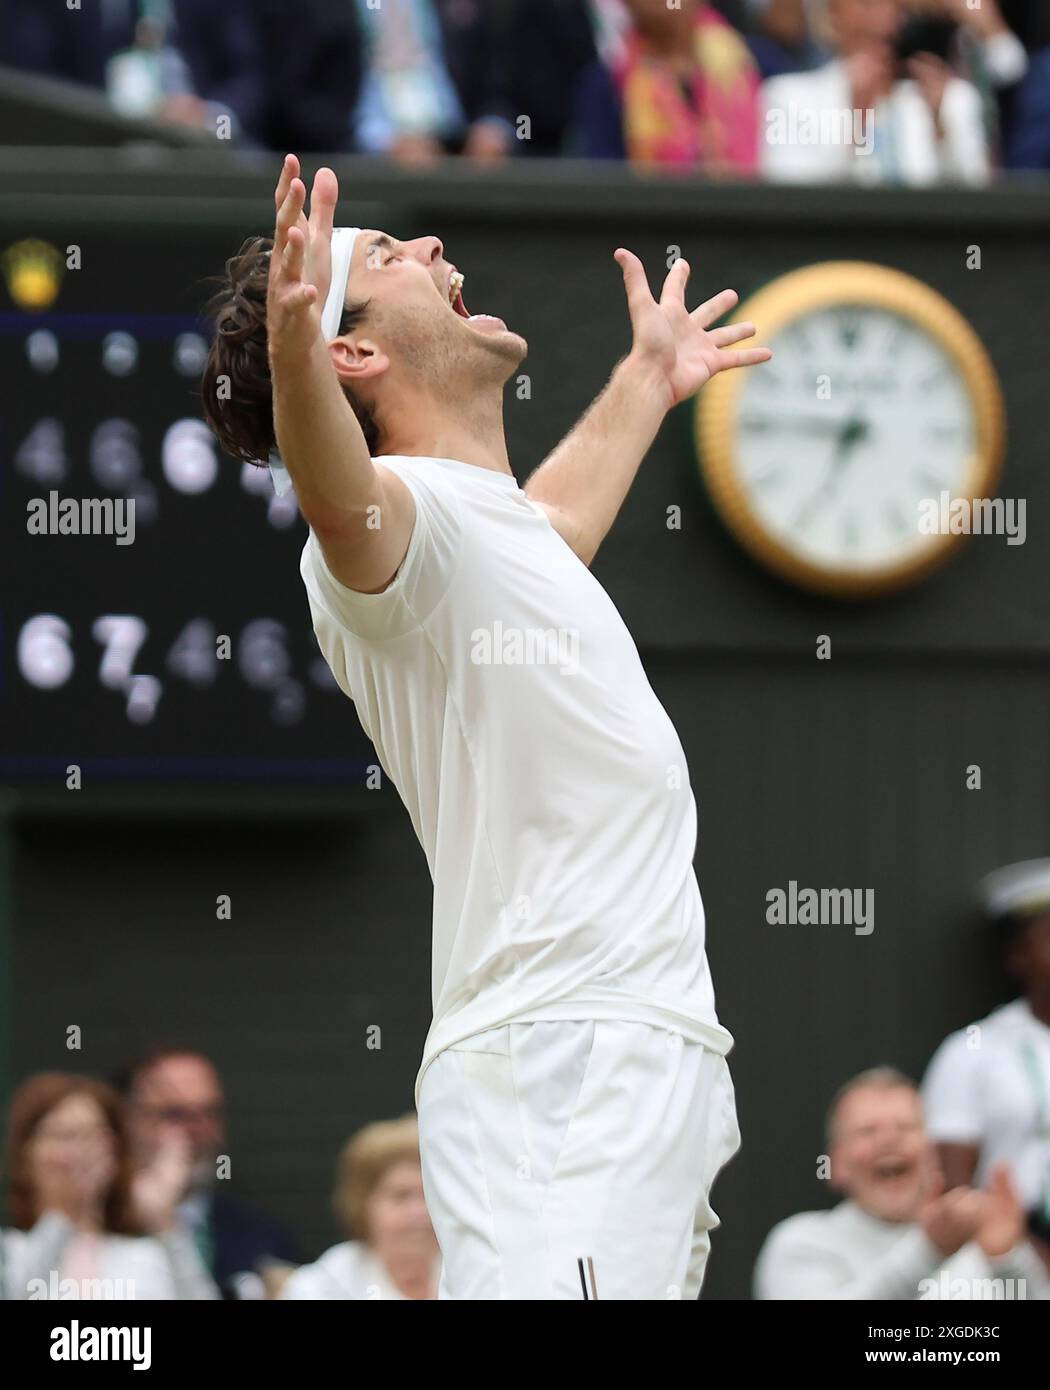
left=200, top=235, right=380, bottom=467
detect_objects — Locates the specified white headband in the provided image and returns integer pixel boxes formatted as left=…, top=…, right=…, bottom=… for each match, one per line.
left=268, top=227, right=363, bottom=496
left=321, top=226, right=362, bottom=342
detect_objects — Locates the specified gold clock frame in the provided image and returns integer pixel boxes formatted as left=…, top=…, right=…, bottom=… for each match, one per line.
left=695, top=261, right=1006, bottom=598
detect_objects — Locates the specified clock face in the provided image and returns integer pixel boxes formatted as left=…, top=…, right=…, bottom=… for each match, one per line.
left=696, top=263, right=1005, bottom=597
left=736, top=306, right=975, bottom=573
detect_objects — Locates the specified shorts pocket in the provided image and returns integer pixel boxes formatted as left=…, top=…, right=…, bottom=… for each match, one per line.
left=444, top=1026, right=511, bottom=1057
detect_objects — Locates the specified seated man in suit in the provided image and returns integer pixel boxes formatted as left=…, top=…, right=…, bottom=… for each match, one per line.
left=122, top=1047, right=298, bottom=1299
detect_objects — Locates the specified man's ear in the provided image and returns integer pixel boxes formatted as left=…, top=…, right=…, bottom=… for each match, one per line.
left=328, top=336, right=390, bottom=388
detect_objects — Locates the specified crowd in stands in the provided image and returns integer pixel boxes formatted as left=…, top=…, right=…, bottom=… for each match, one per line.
left=2, top=1047, right=438, bottom=1300
left=756, top=858, right=1050, bottom=1300
left=2, top=0, right=1050, bottom=180
left=3, top=857, right=1049, bottom=1299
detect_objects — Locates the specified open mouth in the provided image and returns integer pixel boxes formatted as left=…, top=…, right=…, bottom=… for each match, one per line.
left=448, top=268, right=470, bottom=318
left=872, top=1158, right=912, bottom=1181
left=446, top=266, right=506, bottom=333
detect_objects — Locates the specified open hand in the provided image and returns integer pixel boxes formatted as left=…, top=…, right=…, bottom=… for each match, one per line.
left=846, top=48, right=895, bottom=112
left=921, top=1185, right=986, bottom=1257
left=268, top=154, right=339, bottom=356
left=132, top=1131, right=194, bottom=1234
left=907, top=53, right=953, bottom=125
left=615, top=249, right=771, bottom=409
left=976, top=1163, right=1026, bottom=1259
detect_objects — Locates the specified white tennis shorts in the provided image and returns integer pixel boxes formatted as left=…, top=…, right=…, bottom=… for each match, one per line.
left=416, top=1018, right=740, bottom=1300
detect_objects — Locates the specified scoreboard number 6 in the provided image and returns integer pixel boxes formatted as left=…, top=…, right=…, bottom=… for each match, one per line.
left=17, top=614, right=74, bottom=690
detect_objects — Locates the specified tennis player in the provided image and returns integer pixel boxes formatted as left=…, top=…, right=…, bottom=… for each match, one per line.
left=202, top=156, right=771, bottom=1300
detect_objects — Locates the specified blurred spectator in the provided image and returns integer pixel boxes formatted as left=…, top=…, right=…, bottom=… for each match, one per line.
left=897, top=0, right=1029, bottom=159
left=922, top=860, right=1050, bottom=1254
left=4, top=0, right=1046, bottom=172
left=104, top=3, right=216, bottom=132
left=112, top=0, right=363, bottom=151
left=754, top=1068, right=1050, bottom=1298
left=0, top=0, right=362, bottom=151
left=506, top=0, right=614, bottom=157
left=761, top=0, right=989, bottom=183
left=0, top=0, right=237, bottom=137
left=921, top=0, right=1028, bottom=88
left=123, top=1046, right=298, bottom=1299
left=750, top=0, right=818, bottom=51
left=0, top=0, right=120, bottom=88
left=1007, top=47, right=1050, bottom=168
left=2, top=1073, right=217, bottom=1299
left=745, top=0, right=1032, bottom=85
left=745, top=0, right=830, bottom=75
left=436, top=0, right=518, bottom=160
left=992, top=0, right=1050, bottom=161
left=280, top=1116, right=439, bottom=1299
left=164, top=0, right=362, bottom=151
left=570, top=0, right=761, bottom=170
left=353, top=0, right=515, bottom=164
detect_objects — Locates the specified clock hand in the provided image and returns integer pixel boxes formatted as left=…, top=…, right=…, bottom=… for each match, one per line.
left=743, top=413, right=854, bottom=435
left=821, top=415, right=869, bottom=499
left=792, top=415, right=869, bottom=529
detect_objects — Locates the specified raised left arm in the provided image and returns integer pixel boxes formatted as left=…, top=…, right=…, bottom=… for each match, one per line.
left=524, top=250, right=771, bottom=566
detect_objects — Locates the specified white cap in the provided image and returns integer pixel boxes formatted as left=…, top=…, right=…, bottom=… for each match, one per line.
left=979, top=859, right=1050, bottom=920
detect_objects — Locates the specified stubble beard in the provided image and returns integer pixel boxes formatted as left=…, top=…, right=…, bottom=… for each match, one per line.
left=387, top=305, right=525, bottom=444
left=394, top=298, right=524, bottom=387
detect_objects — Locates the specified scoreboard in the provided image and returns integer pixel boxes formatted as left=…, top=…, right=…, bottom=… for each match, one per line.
left=1, top=223, right=375, bottom=784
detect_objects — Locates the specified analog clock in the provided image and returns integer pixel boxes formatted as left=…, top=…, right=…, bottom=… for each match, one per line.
left=695, top=262, right=1006, bottom=597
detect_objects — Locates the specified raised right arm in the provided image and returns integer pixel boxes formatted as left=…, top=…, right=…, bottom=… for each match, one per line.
left=267, top=155, right=414, bottom=593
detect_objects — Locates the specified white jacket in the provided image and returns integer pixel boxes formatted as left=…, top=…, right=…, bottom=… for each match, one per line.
left=2, top=1212, right=220, bottom=1300
left=761, top=59, right=989, bottom=185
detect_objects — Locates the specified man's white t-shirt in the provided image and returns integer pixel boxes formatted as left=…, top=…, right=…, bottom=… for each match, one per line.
left=299, top=455, right=732, bottom=1104
left=922, top=999, right=1050, bottom=1213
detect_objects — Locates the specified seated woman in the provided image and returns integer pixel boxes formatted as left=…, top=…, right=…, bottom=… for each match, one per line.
left=570, top=0, right=760, bottom=173
left=280, top=1115, right=439, bottom=1300
left=2, top=1073, right=218, bottom=1299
